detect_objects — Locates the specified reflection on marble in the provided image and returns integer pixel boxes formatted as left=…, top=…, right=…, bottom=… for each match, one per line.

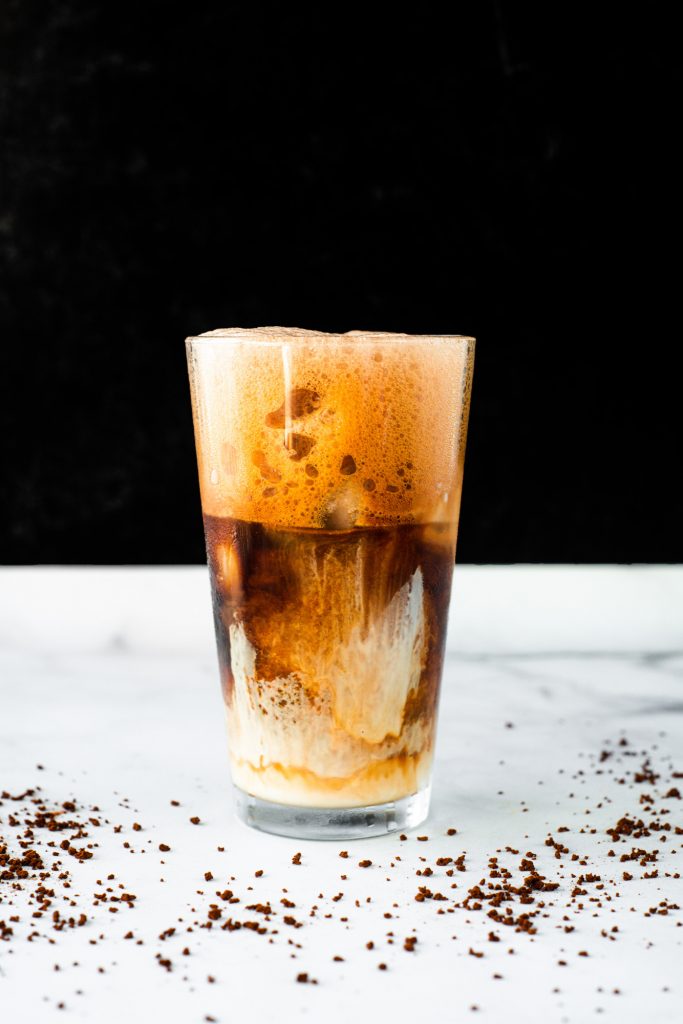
left=0, top=567, right=681, bottom=1024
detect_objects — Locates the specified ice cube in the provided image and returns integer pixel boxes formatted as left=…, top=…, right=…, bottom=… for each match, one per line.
left=286, top=433, right=315, bottom=461
left=252, top=450, right=280, bottom=481
left=265, top=388, right=320, bottom=428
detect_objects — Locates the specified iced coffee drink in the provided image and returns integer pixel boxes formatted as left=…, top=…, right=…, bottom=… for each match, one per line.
left=187, top=328, right=474, bottom=838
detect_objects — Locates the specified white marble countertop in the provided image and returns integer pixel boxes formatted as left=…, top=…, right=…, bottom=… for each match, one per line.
left=1, top=566, right=681, bottom=1024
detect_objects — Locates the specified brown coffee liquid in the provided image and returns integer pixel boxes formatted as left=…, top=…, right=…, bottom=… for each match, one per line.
left=204, top=514, right=455, bottom=807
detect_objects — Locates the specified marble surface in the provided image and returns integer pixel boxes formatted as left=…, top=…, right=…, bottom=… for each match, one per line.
left=1, top=566, right=682, bottom=1024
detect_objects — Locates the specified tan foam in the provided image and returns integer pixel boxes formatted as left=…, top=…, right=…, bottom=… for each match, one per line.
left=187, top=327, right=474, bottom=529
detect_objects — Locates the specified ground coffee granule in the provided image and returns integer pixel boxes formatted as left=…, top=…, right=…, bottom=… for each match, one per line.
left=1, top=733, right=680, bottom=1015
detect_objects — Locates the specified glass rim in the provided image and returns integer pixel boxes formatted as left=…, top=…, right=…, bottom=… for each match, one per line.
left=185, top=327, right=475, bottom=347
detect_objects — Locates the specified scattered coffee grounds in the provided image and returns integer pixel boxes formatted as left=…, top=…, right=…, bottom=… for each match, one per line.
left=2, top=732, right=680, bottom=1013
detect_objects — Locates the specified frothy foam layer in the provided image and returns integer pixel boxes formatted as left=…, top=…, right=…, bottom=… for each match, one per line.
left=187, top=327, right=474, bottom=530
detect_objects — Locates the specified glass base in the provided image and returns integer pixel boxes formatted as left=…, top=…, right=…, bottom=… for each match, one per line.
left=233, top=785, right=431, bottom=840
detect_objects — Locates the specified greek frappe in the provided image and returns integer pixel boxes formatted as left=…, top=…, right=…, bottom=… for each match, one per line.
left=187, top=328, right=474, bottom=838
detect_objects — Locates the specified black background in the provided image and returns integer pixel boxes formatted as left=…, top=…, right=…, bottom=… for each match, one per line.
left=1, top=5, right=680, bottom=564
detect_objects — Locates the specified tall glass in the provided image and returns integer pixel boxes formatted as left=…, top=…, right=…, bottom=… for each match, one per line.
left=186, top=327, right=474, bottom=839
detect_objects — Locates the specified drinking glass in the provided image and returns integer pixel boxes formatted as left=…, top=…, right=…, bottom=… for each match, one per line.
left=186, top=327, right=474, bottom=839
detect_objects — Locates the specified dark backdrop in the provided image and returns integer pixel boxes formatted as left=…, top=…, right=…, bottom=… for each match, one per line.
left=1, top=5, right=680, bottom=564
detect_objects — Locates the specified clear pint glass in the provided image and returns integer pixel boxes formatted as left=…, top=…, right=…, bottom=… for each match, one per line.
left=186, top=328, right=474, bottom=839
